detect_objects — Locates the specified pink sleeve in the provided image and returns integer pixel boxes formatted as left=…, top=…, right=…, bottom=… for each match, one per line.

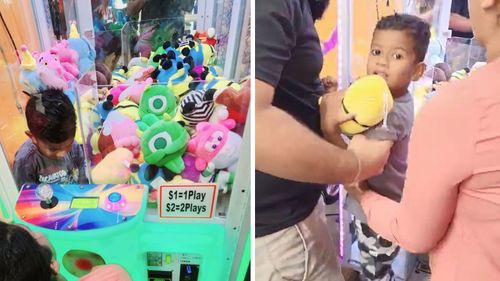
left=78, top=264, right=132, bottom=281
left=361, top=84, right=475, bottom=253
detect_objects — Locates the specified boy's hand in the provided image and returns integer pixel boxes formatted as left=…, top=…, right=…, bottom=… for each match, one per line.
left=320, top=91, right=355, bottom=144
left=321, top=76, right=338, bottom=93
left=344, top=181, right=370, bottom=202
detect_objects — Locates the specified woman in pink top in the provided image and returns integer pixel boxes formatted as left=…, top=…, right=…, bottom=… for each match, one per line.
left=346, top=1, right=500, bottom=280
left=0, top=220, right=131, bottom=281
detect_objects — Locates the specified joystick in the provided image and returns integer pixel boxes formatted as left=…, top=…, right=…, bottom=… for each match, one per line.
left=35, top=184, right=58, bottom=209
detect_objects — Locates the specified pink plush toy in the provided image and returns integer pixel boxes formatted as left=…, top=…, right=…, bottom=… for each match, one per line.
left=35, top=50, right=76, bottom=82
left=19, top=45, right=68, bottom=94
left=50, top=40, right=80, bottom=78
left=127, top=65, right=155, bottom=83
left=187, top=119, right=242, bottom=172
left=109, top=84, right=129, bottom=105
left=119, top=78, right=153, bottom=104
left=100, top=111, right=141, bottom=158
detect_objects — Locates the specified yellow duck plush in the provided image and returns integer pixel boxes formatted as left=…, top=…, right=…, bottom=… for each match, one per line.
left=339, top=75, right=394, bottom=135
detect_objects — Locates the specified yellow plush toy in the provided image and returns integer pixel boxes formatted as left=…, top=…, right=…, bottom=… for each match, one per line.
left=339, top=75, right=394, bottom=135
left=91, top=148, right=135, bottom=184
left=114, top=99, right=140, bottom=121
left=75, top=89, right=100, bottom=144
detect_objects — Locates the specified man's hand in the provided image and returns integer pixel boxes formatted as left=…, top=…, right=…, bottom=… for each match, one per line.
left=320, top=91, right=355, bottom=145
left=348, top=134, right=392, bottom=180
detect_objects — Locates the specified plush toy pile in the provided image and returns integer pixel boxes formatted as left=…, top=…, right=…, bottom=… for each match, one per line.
left=19, top=23, right=250, bottom=215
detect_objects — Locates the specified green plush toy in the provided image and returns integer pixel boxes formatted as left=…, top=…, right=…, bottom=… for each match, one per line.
left=148, top=45, right=167, bottom=69
left=139, top=84, right=178, bottom=119
left=136, top=114, right=189, bottom=174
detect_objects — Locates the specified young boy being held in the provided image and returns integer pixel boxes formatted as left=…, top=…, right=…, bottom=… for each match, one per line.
left=322, top=14, right=430, bottom=281
left=13, top=89, right=89, bottom=189
left=354, top=14, right=430, bottom=281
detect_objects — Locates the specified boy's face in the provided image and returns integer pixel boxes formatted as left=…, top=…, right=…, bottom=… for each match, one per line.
left=367, top=29, right=424, bottom=97
left=26, top=131, right=74, bottom=160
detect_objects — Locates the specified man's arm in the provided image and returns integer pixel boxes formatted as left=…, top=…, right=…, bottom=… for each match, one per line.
left=126, top=0, right=145, bottom=17
left=449, top=13, right=472, bottom=33
left=350, top=135, right=392, bottom=176
left=256, top=80, right=387, bottom=184
left=319, top=89, right=349, bottom=148
left=449, top=0, right=472, bottom=33
left=319, top=91, right=391, bottom=174
left=95, top=0, right=109, bottom=19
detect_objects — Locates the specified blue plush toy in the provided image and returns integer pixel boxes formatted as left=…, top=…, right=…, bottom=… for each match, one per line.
left=67, top=22, right=96, bottom=74
left=177, top=39, right=215, bottom=67
left=167, top=61, right=196, bottom=100
left=148, top=41, right=181, bottom=69
left=150, top=49, right=183, bottom=83
left=96, top=95, right=114, bottom=122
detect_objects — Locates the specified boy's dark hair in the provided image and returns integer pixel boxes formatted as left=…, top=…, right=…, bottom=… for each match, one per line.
left=25, top=89, right=76, bottom=144
left=0, top=222, right=52, bottom=281
left=375, top=14, right=430, bottom=62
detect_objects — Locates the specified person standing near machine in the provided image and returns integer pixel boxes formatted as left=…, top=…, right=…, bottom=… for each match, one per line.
left=255, top=0, right=390, bottom=280
left=449, top=0, right=473, bottom=38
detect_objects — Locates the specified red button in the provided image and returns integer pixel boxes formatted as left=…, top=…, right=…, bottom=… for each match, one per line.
left=75, top=258, right=93, bottom=271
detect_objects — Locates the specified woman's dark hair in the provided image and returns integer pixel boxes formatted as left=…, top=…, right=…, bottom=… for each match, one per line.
left=309, top=0, right=330, bottom=21
left=0, top=222, right=52, bottom=281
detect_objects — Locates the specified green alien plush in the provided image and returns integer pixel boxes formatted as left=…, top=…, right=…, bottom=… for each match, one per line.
left=139, top=84, right=178, bottom=119
left=137, top=113, right=189, bottom=174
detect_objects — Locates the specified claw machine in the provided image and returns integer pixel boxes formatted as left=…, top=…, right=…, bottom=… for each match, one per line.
left=0, top=1, right=250, bottom=280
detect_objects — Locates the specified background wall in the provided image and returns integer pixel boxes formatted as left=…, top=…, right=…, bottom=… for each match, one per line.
left=316, top=0, right=403, bottom=80
left=0, top=0, right=40, bottom=166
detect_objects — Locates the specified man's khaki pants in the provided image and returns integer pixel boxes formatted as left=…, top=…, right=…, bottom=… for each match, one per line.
left=256, top=202, right=344, bottom=281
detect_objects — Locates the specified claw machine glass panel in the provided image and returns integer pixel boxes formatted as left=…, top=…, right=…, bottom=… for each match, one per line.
left=0, top=1, right=250, bottom=281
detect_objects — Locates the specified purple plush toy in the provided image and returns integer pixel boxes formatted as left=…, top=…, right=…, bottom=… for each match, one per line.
left=180, top=153, right=201, bottom=182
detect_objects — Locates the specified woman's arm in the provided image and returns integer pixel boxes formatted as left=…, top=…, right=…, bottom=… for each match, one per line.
left=352, top=84, right=475, bottom=253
